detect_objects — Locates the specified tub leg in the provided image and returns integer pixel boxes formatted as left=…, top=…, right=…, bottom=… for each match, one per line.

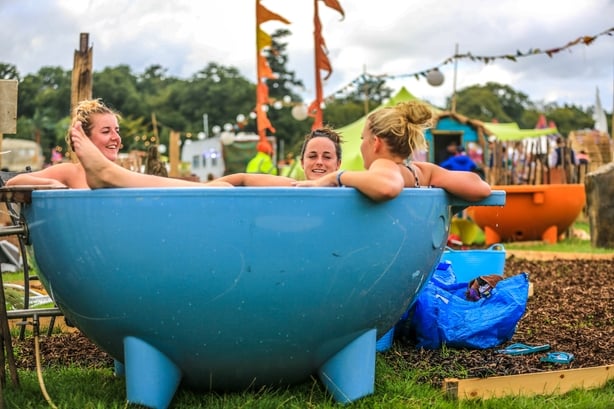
left=123, top=336, right=182, bottom=409
left=542, top=225, right=558, bottom=244
left=113, top=359, right=125, bottom=377
left=484, top=226, right=501, bottom=246
left=318, top=328, right=376, bottom=404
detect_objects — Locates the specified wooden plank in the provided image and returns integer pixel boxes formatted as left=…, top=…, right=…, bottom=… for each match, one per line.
left=443, top=364, right=613, bottom=400
left=0, top=80, right=18, bottom=134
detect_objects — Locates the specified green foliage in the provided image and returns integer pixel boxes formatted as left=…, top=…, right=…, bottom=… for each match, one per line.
left=4, top=361, right=613, bottom=408
left=0, top=62, right=20, bottom=80
left=453, top=82, right=598, bottom=137
left=2, top=43, right=606, bottom=167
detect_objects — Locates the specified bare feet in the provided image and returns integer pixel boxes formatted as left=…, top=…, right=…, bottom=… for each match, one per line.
left=70, top=122, right=117, bottom=188
left=71, top=121, right=232, bottom=189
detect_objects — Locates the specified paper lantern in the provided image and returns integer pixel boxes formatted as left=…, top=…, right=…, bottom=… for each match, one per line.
left=426, top=69, right=444, bottom=86
left=291, top=104, right=308, bottom=121
left=220, top=132, right=235, bottom=145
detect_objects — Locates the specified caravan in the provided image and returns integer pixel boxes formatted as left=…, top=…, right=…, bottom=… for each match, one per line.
left=181, top=133, right=276, bottom=180
left=180, top=136, right=225, bottom=181
left=1, top=138, right=45, bottom=171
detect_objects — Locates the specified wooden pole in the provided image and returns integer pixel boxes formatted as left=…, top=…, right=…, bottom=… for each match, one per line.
left=451, top=43, right=459, bottom=113
left=151, top=113, right=159, bottom=145
left=169, top=131, right=180, bottom=178
left=70, top=33, right=93, bottom=111
left=312, top=0, right=324, bottom=129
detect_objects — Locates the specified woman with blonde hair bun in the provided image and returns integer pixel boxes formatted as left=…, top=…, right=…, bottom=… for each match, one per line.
left=293, top=100, right=491, bottom=202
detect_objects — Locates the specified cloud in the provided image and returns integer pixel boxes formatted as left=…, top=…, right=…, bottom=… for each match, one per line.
left=1, top=0, right=612, bottom=111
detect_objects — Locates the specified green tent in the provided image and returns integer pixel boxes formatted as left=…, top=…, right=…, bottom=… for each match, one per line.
left=337, top=86, right=434, bottom=171
left=483, top=122, right=558, bottom=141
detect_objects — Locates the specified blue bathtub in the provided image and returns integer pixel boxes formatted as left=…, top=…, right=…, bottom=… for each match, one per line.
left=23, top=187, right=504, bottom=408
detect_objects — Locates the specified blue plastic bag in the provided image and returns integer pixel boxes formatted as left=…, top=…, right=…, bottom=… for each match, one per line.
left=409, top=272, right=529, bottom=349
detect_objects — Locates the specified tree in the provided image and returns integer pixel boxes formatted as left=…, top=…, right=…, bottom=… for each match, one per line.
left=543, top=104, right=594, bottom=137
left=453, top=84, right=513, bottom=122
left=0, top=63, right=20, bottom=80
left=453, top=82, right=598, bottom=137
left=331, top=74, right=394, bottom=115
left=93, top=65, right=145, bottom=118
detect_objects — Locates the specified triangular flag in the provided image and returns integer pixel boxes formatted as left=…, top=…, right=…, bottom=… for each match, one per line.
left=258, top=54, right=276, bottom=79
left=594, top=87, right=608, bottom=133
left=314, top=17, right=333, bottom=79
left=256, top=105, right=276, bottom=134
left=321, top=0, right=344, bottom=17
left=257, top=27, right=272, bottom=50
left=257, top=2, right=291, bottom=25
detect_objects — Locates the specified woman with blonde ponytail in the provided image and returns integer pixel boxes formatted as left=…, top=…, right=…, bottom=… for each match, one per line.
left=293, top=100, right=491, bottom=202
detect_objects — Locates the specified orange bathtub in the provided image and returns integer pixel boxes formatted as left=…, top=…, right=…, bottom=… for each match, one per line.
left=467, top=184, right=586, bottom=245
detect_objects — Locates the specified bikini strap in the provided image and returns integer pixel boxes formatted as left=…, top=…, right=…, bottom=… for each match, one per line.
left=405, top=164, right=420, bottom=188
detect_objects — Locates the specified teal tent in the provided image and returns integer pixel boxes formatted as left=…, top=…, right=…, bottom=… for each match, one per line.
left=337, top=87, right=437, bottom=171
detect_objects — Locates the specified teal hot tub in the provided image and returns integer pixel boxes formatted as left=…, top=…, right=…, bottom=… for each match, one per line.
left=23, top=187, right=504, bottom=409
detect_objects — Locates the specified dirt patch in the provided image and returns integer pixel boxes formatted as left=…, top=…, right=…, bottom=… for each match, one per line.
left=9, top=256, right=614, bottom=389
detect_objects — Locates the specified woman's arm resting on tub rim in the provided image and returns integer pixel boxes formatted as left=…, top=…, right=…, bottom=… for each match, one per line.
left=414, top=162, right=491, bottom=202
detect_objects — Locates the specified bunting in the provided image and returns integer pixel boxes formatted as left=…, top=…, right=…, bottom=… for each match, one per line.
left=255, top=0, right=290, bottom=141
left=324, top=26, right=614, bottom=103
left=309, top=0, right=344, bottom=129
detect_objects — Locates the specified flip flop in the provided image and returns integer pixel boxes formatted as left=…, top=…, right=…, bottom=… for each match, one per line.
left=540, top=352, right=574, bottom=364
left=496, top=343, right=551, bottom=355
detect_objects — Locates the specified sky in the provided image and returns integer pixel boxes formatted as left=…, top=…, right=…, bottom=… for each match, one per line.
left=2, top=0, right=613, bottom=120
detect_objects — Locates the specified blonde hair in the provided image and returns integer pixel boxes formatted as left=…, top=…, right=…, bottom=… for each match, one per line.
left=367, top=100, right=432, bottom=158
left=65, top=99, right=121, bottom=153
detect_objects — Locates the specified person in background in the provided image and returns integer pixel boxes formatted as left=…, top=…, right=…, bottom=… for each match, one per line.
left=439, top=140, right=459, bottom=164
left=245, top=140, right=277, bottom=175
left=293, top=100, right=491, bottom=202
left=577, top=149, right=590, bottom=165
left=218, top=127, right=342, bottom=186
left=549, top=136, right=578, bottom=168
left=439, top=145, right=478, bottom=173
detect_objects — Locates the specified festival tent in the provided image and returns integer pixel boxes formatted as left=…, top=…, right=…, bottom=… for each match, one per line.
left=336, top=86, right=559, bottom=170
left=337, top=86, right=438, bottom=171
left=483, top=122, right=558, bottom=141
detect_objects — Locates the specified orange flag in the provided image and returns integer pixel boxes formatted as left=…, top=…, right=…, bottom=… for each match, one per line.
left=256, top=104, right=276, bottom=134
left=258, top=55, right=275, bottom=79
left=257, top=2, right=291, bottom=25
left=314, top=16, right=332, bottom=80
left=256, top=82, right=270, bottom=105
left=321, top=0, right=344, bottom=17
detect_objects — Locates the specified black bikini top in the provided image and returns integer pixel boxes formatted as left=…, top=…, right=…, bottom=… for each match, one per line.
left=405, top=164, right=420, bottom=188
